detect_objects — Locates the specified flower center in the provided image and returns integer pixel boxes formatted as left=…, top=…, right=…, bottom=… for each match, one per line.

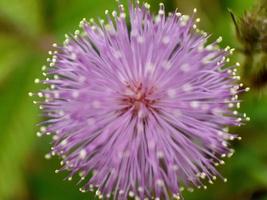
left=120, top=82, right=157, bottom=116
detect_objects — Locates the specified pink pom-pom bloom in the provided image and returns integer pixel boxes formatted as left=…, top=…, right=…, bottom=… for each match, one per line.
left=32, top=1, right=249, bottom=200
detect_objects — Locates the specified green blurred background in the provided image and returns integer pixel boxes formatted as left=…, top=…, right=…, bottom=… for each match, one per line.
left=0, top=0, right=266, bottom=199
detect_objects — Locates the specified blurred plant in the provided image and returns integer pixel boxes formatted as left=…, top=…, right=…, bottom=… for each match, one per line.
left=1, top=0, right=266, bottom=200
left=229, top=0, right=267, bottom=90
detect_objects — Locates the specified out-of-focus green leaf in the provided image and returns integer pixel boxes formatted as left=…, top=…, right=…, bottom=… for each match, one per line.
left=53, top=0, right=126, bottom=36
left=220, top=0, right=255, bottom=15
left=28, top=156, right=91, bottom=200
left=0, top=0, right=43, bottom=36
left=0, top=35, right=32, bottom=82
left=0, top=56, right=41, bottom=200
left=240, top=93, right=267, bottom=130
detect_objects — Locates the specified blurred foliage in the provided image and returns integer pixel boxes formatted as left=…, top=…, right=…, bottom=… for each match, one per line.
left=0, top=0, right=266, bottom=200
left=229, top=0, right=267, bottom=90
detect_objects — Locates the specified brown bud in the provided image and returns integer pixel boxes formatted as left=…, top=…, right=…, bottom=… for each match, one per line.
left=229, top=1, right=267, bottom=54
left=251, top=57, right=267, bottom=89
left=262, top=34, right=267, bottom=52
left=239, top=12, right=261, bottom=53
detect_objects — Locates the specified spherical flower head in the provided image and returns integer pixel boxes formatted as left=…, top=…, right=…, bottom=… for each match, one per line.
left=33, top=1, right=249, bottom=200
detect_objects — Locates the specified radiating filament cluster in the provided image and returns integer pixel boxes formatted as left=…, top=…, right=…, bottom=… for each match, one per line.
left=30, top=1, right=249, bottom=200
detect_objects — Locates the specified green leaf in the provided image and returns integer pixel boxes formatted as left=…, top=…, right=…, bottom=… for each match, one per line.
left=220, top=0, right=255, bottom=15
left=0, top=56, right=41, bottom=199
left=0, top=35, right=32, bottom=82
left=0, top=0, right=43, bottom=36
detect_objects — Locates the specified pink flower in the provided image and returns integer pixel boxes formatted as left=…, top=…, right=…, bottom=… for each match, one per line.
left=33, top=1, right=249, bottom=200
